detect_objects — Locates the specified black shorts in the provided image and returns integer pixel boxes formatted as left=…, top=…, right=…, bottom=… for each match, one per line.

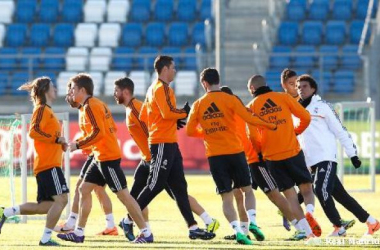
left=208, top=152, right=252, bottom=194
left=83, top=158, right=127, bottom=193
left=79, top=155, right=94, bottom=179
left=36, top=167, right=69, bottom=203
left=249, top=162, right=278, bottom=193
left=266, top=151, right=312, bottom=192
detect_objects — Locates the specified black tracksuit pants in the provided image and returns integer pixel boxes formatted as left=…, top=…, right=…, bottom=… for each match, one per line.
left=136, top=142, right=197, bottom=227
left=313, top=161, right=369, bottom=227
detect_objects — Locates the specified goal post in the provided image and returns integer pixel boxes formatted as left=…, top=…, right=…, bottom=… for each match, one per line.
left=334, top=101, right=376, bottom=192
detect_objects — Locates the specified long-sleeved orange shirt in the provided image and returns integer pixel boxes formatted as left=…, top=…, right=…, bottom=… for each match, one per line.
left=235, top=115, right=259, bottom=164
left=76, top=97, right=121, bottom=162
left=126, top=98, right=151, bottom=161
left=77, top=106, right=92, bottom=156
left=29, top=104, right=63, bottom=175
left=247, top=90, right=311, bottom=161
left=139, top=79, right=187, bottom=144
left=186, top=91, right=276, bottom=157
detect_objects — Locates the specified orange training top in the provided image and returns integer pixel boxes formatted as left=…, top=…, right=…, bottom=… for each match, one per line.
left=29, top=104, right=63, bottom=175
left=235, top=115, right=259, bottom=164
left=77, top=105, right=92, bottom=156
left=76, top=97, right=121, bottom=162
left=126, top=98, right=151, bottom=161
left=139, top=79, right=187, bottom=144
left=186, top=91, right=276, bottom=157
left=247, top=90, right=310, bottom=161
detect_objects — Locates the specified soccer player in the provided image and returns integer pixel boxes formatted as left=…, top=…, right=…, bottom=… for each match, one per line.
left=246, top=74, right=318, bottom=240
left=281, top=68, right=299, bottom=100
left=0, top=77, right=69, bottom=246
left=56, top=73, right=152, bottom=244
left=113, top=77, right=220, bottom=240
left=54, top=82, right=117, bottom=235
left=296, top=74, right=380, bottom=237
left=186, top=68, right=277, bottom=245
left=135, top=56, right=215, bottom=240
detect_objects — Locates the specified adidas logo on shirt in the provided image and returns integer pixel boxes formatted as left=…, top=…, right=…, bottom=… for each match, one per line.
left=203, top=102, right=224, bottom=120
left=260, top=99, right=282, bottom=116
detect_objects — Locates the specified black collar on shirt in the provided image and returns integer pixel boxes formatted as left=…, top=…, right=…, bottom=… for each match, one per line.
left=158, top=78, right=169, bottom=85
left=45, top=104, right=51, bottom=109
left=253, top=86, right=272, bottom=97
left=127, top=97, right=135, bottom=108
left=83, top=96, right=92, bottom=105
left=299, top=95, right=314, bottom=108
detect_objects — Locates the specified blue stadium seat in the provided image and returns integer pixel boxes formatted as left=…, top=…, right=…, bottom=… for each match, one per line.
left=332, top=0, right=353, bottom=20
left=286, top=1, right=307, bottom=21
left=20, top=47, right=42, bottom=70
left=16, top=1, right=37, bottom=23
left=30, top=24, right=50, bottom=47
left=350, top=20, right=369, bottom=44
left=192, top=22, right=206, bottom=46
left=333, top=70, right=355, bottom=93
left=319, top=45, right=339, bottom=70
left=183, top=47, right=197, bottom=70
left=112, top=47, right=134, bottom=71
left=136, top=47, right=158, bottom=70
left=39, top=0, right=59, bottom=23
left=288, top=0, right=308, bottom=9
left=44, top=47, right=65, bottom=70
left=0, top=73, right=8, bottom=95
left=121, top=23, right=143, bottom=47
left=0, top=48, right=18, bottom=70
left=200, top=0, right=213, bottom=20
left=325, top=21, right=346, bottom=45
left=270, top=46, right=292, bottom=69
left=302, top=21, right=323, bottom=45
left=177, top=0, right=197, bottom=22
left=146, top=22, right=165, bottom=47
left=341, top=44, right=361, bottom=70
left=265, top=70, right=282, bottom=92
left=169, top=22, right=188, bottom=46
left=154, top=0, right=174, bottom=22
left=130, top=1, right=150, bottom=22
left=53, top=24, right=74, bottom=47
left=356, top=0, right=378, bottom=19
left=11, top=72, right=30, bottom=96
left=293, top=45, right=316, bottom=69
left=161, top=46, right=182, bottom=65
left=62, top=0, right=83, bottom=23
left=311, top=69, right=332, bottom=92
left=6, top=24, right=28, bottom=47
left=278, top=22, right=298, bottom=46
left=35, top=71, right=57, bottom=83
left=308, top=2, right=329, bottom=21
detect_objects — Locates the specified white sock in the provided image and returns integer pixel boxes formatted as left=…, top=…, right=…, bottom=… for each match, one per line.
left=200, top=212, right=213, bottom=225
left=145, top=222, right=151, bottom=231
left=291, top=219, right=302, bottom=231
left=66, top=212, right=78, bottom=228
left=247, top=209, right=257, bottom=225
left=123, top=217, right=132, bottom=224
left=40, top=227, right=53, bottom=244
left=140, top=227, right=152, bottom=237
left=306, top=204, right=315, bottom=215
left=298, top=218, right=312, bottom=236
left=189, top=224, right=198, bottom=230
left=4, top=206, right=20, bottom=217
left=367, top=215, right=377, bottom=224
left=105, top=213, right=115, bottom=229
left=230, top=220, right=244, bottom=234
left=74, top=227, right=85, bottom=237
left=240, top=221, right=249, bottom=235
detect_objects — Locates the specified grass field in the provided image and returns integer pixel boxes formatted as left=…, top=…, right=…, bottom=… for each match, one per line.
left=1, top=174, right=380, bottom=249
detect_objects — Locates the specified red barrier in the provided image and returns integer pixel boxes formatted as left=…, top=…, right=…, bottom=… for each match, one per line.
left=69, top=122, right=209, bottom=170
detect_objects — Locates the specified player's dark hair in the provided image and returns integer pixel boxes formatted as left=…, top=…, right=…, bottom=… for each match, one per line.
left=114, top=77, right=134, bottom=95
left=297, top=74, right=318, bottom=94
left=220, top=86, right=233, bottom=95
left=200, top=68, right=220, bottom=85
left=154, top=55, right=174, bottom=74
left=281, top=68, right=297, bottom=84
left=18, top=76, right=51, bottom=105
left=70, top=73, right=94, bottom=96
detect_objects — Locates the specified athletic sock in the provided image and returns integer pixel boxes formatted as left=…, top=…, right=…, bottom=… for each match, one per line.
left=40, top=227, right=53, bottom=244
left=291, top=219, right=302, bottom=231
left=140, top=227, right=152, bottom=237
left=66, top=212, right=78, bottom=228
left=189, top=224, right=198, bottom=231
left=105, top=213, right=115, bottom=229
left=240, top=221, right=249, bottom=235
left=230, top=220, right=244, bottom=234
left=123, top=217, right=133, bottom=224
left=247, top=209, right=257, bottom=225
left=145, top=222, right=151, bottom=231
left=200, top=212, right=213, bottom=225
left=367, top=215, right=377, bottom=224
left=298, top=218, right=313, bottom=236
left=3, top=206, right=20, bottom=217
left=306, top=204, right=315, bottom=215
left=74, top=227, right=85, bottom=237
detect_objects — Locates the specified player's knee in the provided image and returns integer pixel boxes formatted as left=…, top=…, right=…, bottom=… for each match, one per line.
left=55, top=193, right=68, bottom=207
left=79, top=183, right=93, bottom=196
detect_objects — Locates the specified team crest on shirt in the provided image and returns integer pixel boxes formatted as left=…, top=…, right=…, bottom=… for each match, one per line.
left=62, top=185, right=67, bottom=191
left=314, top=107, right=319, bottom=113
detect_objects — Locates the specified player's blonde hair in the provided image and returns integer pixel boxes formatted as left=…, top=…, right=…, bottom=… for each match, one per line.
left=18, top=77, right=51, bottom=105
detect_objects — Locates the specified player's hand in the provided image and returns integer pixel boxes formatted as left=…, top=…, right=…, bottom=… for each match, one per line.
left=177, top=119, right=186, bottom=130
left=351, top=156, right=361, bottom=169
left=183, top=102, right=190, bottom=115
left=61, top=143, right=69, bottom=152
left=69, top=142, right=78, bottom=152
left=258, top=152, right=264, bottom=163
left=56, top=137, right=66, bottom=144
